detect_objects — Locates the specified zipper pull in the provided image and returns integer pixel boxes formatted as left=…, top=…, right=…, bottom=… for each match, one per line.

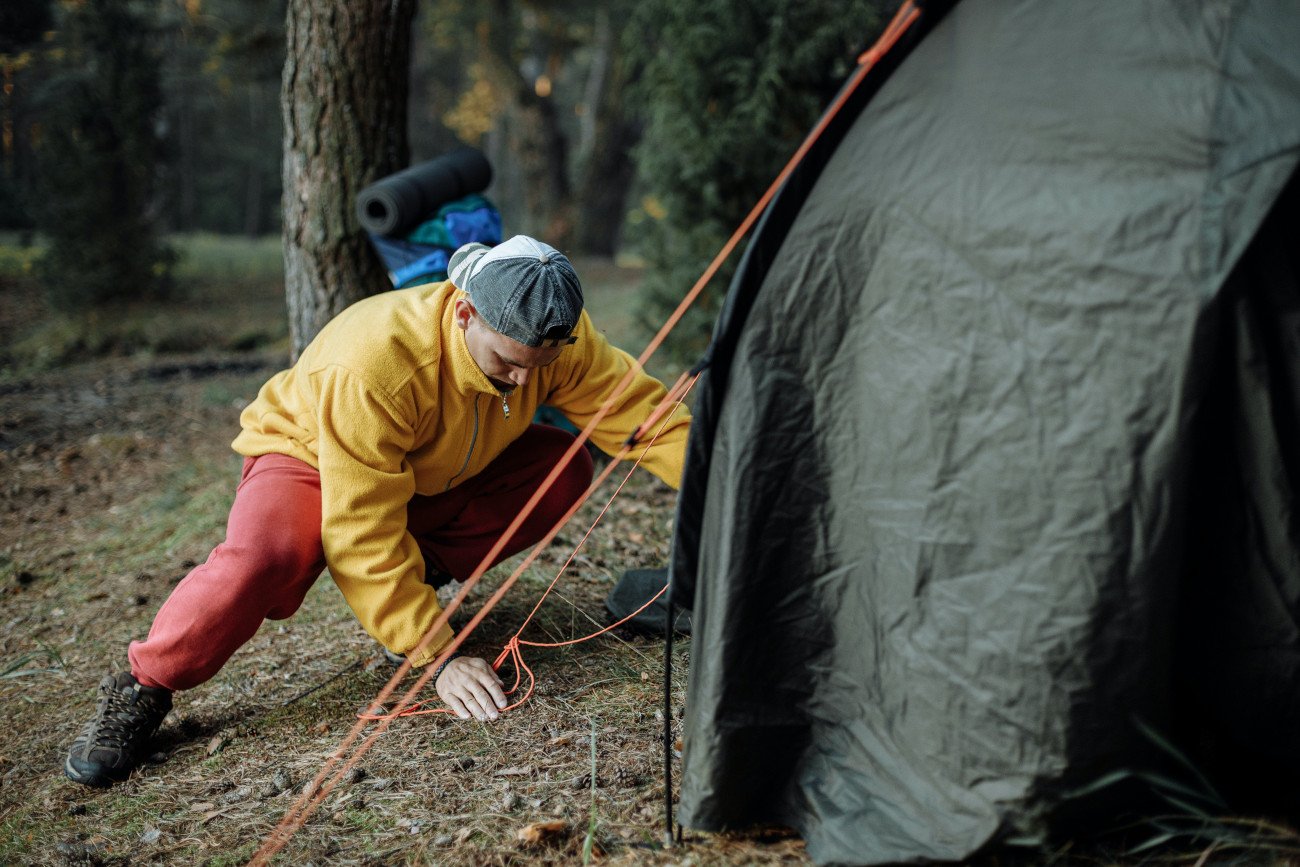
left=501, top=394, right=511, bottom=418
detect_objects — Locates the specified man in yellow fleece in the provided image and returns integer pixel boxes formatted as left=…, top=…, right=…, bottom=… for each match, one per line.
left=65, top=235, right=691, bottom=788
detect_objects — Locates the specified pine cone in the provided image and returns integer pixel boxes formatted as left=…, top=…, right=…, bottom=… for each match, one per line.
left=611, top=766, right=638, bottom=788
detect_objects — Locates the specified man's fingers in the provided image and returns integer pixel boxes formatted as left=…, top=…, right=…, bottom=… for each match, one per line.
left=464, top=679, right=500, bottom=721
left=463, top=657, right=503, bottom=684
left=445, top=693, right=472, bottom=721
left=481, top=673, right=508, bottom=709
left=471, top=664, right=508, bottom=710
left=434, top=656, right=509, bottom=721
left=460, top=659, right=507, bottom=713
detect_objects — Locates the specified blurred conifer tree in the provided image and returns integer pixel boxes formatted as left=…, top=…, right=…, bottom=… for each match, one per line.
left=33, top=0, right=173, bottom=309
left=626, top=0, right=886, bottom=363
left=0, top=0, right=54, bottom=230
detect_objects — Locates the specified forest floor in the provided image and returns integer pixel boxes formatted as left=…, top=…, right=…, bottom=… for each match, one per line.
left=2, top=238, right=1295, bottom=866
left=0, top=245, right=817, bottom=866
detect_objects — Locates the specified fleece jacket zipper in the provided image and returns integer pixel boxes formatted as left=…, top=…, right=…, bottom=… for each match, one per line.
left=445, top=394, right=482, bottom=490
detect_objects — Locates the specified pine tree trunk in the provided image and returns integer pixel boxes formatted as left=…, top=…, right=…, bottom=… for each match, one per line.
left=281, top=0, right=415, bottom=358
left=574, top=13, right=638, bottom=256
left=177, top=99, right=196, bottom=231
left=481, top=0, right=573, bottom=247
left=574, top=111, right=637, bottom=255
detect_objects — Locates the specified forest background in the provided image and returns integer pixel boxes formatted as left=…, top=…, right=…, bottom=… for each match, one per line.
left=1, top=0, right=888, bottom=370
left=3, top=1, right=1298, bottom=864
left=0, top=1, right=901, bottom=864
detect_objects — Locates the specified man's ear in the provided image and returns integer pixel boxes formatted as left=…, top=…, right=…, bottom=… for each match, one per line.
left=453, top=298, right=476, bottom=331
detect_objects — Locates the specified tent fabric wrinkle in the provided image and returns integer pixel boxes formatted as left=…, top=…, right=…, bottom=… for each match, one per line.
left=670, top=0, right=1300, bottom=863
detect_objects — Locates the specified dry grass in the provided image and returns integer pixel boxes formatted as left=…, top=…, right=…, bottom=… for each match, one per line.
left=0, top=343, right=783, bottom=865
left=0, top=234, right=290, bottom=377
left=4, top=249, right=1296, bottom=866
left=0, top=254, right=806, bottom=866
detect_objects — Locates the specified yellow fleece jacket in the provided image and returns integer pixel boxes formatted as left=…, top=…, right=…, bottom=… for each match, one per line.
left=231, top=281, right=691, bottom=665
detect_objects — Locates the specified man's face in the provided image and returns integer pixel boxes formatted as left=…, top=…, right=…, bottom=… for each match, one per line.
left=454, top=299, right=565, bottom=393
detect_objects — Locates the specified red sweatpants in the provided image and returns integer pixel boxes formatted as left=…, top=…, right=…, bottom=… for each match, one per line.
left=128, top=424, right=593, bottom=691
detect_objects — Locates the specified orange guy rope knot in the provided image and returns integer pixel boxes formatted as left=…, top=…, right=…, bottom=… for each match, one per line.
left=249, top=1, right=922, bottom=859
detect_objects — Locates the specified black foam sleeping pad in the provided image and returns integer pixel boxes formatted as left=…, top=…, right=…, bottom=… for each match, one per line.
left=355, top=147, right=493, bottom=237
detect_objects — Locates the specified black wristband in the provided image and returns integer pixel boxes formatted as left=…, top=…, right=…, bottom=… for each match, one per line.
left=432, top=651, right=461, bottom=685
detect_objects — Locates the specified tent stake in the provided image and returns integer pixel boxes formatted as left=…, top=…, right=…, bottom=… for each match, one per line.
left=663, top=597, right=675, bottom=848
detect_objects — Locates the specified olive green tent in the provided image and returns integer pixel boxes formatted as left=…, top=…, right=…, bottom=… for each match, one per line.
left=669, top=1, right=1300, bottom=863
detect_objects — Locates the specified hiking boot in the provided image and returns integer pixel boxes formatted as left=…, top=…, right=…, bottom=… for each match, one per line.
left=64, top=672, right=172, bottom=788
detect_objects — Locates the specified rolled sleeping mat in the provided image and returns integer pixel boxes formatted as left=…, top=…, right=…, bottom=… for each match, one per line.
left=355, top=146, right=493, bottom=237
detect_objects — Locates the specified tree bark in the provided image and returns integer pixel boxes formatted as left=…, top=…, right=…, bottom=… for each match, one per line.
left=281, top=0, right=415, bottom=358
left=573, top=11, right=639, bottom=256
left=480, top=0, right=573, bottom=247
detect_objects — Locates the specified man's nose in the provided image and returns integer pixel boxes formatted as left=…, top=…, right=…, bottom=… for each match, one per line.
left=509, top=367, right=530, bottom=386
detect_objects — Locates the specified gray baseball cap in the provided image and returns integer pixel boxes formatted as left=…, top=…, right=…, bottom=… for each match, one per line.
left=447, top=235, right=583, bottom=348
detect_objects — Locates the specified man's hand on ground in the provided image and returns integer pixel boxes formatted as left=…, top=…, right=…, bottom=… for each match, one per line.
left=435, top=656, right=507, bottom=721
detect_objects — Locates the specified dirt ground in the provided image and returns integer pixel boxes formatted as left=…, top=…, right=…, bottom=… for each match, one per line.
left=0, top=317, right=804, bottom=865
left=9, top=274, right=1288, bottom=866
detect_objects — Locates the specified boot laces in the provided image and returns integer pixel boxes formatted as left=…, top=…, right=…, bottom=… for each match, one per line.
left=91, top=683, right=159, bottom=747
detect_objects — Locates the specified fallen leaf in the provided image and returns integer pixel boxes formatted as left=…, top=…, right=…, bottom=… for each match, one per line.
left=206, top=735, right=227, bottom=756
left=516, top=820, right=568, bottom=846
left=495, top=765, right=532, bottom=777
left=200, top=807, right=233, bottom=825
left=189, top=802, right=216, bottom=812
left=219, top=785, right=252, bottom=804
left=627, top=531, right=645, bottom=544
left=140, top=828, right=161, bottom=844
